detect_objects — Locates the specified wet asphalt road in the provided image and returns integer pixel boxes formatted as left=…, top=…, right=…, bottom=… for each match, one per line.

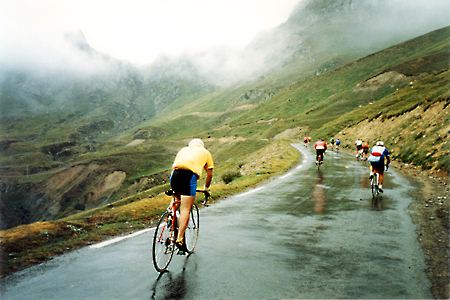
left=1, top=145, right=431, bottom=299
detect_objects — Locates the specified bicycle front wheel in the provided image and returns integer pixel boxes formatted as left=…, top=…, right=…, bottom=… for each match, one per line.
left=152, top=211, right=175, bottom=272
left=185, top=203, right=199, bottom=253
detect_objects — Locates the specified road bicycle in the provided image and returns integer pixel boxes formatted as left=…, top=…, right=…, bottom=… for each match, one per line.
left=152, top=189, right=209, bottom=272
left=370, top=172, right=382, bottom=209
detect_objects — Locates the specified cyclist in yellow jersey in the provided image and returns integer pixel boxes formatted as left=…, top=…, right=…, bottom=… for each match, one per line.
left=170, top=138, right=214, bottom=252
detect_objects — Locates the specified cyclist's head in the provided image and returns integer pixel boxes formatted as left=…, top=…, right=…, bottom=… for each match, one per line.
left=376, top=141, right=384, bottom=146
left=188, top=138, right=205, bottom=148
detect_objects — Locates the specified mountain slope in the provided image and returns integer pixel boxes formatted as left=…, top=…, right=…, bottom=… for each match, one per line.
left=141, top=26, right=449, bottom=171
left=1, top=0, right=449, bottom=229
left=1, top=26, right=449, bottom=293
left=0, top=34, right=213, bottom=229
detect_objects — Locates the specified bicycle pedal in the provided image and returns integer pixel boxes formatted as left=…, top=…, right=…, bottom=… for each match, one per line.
left=177, top=250, right=188, bottom=256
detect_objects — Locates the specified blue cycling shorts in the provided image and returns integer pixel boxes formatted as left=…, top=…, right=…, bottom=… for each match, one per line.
left=170, top=169, right=197, bottom=196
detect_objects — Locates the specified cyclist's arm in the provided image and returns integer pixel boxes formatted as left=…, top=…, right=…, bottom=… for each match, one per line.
left=204, top=168, right=213, bottom=190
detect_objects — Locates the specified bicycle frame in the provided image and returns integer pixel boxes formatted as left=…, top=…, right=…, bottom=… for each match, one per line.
left=163, top=189, right=209, bottom=228
left=152, top=189, right=209, bottom=272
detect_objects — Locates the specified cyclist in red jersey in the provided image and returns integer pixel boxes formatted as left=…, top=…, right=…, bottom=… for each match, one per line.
left=314, top=138, right=327, bottom=164
left=362, top=142, right=370, bottom=160
left=303, top=136, right=310, bottom=147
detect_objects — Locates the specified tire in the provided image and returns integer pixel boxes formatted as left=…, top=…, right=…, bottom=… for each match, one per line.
left=371, top=178, right=376, bottom=199
left=185, top=203, right=199, bottom=254
left=371, top=174, right=380, bottom=208
left=152, top=211, right=175, bottom=272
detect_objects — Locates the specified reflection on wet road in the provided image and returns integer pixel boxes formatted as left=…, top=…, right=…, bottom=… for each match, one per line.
left=312, top=170, right=326, bottom=214
left=1, top=145, right=431, bottom=299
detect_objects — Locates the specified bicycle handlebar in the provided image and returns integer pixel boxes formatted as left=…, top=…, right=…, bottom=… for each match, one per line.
left=196, top=189, right=210, bottom=206
left=195, top=189, right=210, bottom=196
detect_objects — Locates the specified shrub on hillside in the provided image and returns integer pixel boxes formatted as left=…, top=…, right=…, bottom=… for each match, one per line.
left=221, top=171, right=241, bottom=184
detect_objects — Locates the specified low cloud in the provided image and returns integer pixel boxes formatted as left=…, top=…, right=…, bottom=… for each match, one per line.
left=1, top=0, right=448, bottom=84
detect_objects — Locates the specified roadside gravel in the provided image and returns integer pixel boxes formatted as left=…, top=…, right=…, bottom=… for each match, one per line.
left=395, top=162, right=449, bottom=299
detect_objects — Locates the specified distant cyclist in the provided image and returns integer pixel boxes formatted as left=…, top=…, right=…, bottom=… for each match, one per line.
left=335, top=138, right=341, bottom=151
left=303, top=136, right=310, bottom=147
left=314, top=138, right=327, bottom=165
left=355, top=139, right=363, bottom=159
left=329, top=137, right=335, bottom=150
left=362, top=142, right=370, bottom=160
left=368, top=141, right=390, bottom=193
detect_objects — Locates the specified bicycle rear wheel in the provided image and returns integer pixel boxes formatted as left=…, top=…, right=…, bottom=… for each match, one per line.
left=371, top=174, right=380, bottom=207
left=152, top=211, right=175, bottom=272
left=185, top=203, right=199, bottom=253
left=371, top=178, right=376, bottom=199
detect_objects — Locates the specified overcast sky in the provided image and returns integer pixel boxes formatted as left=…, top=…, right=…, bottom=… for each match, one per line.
left=0, top=0, right=301, bottom=65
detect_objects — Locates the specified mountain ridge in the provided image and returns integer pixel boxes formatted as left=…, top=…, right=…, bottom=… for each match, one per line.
left=0, top=2, right=448, bottom=230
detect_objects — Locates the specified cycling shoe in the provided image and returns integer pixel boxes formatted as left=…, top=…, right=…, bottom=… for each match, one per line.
left=175, top=240, right=188, bottom=253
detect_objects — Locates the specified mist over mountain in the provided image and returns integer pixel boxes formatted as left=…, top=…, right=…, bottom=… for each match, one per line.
left=0, top=0, right=449, bottom=229
left=149, top=0, right=449, bottom=86
left=0, top=29, right=213, bottom=119
left=2, top=0, right=448, bottom=97
left=242, top=0, right=450, bottom=79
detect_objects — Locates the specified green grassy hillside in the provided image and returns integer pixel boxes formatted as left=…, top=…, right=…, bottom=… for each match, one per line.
left=142, top=26, right=449, bottom=169
left=1, top=25, right=449, bottom=281
left=1, top=25, right=448, bottom=230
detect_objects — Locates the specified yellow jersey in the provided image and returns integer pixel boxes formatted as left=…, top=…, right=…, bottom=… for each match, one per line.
left=172, top=145, right=214, bottom=178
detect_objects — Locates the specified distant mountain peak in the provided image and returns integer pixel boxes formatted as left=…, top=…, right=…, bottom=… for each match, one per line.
left=64, top=30, right=93, bottom=53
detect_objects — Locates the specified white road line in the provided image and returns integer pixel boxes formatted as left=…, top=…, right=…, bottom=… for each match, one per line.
left=280, top=172, right=292, bottom=179
left=89, top=227, right=154, bottom=249
left=237, top=187, right=264, bottom=197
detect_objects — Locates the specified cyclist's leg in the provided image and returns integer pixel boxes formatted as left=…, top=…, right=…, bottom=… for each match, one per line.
left=177, top=195, right=195, bottom=244
left=378, top=167, right=385, bottom=190
left=316, top=149, right=324, bottom=163
left=372, top=164, right=384, bottom=191
left=176, top=173, right=197, bottom=248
